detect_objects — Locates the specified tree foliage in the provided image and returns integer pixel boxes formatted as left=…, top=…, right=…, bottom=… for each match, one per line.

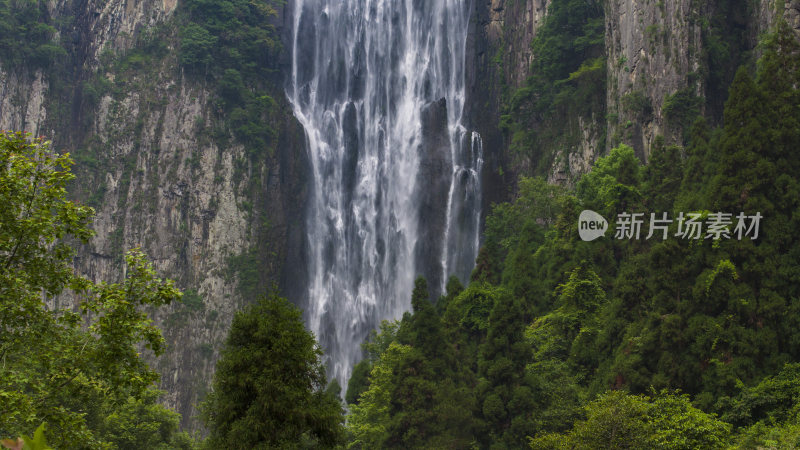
left=201, top=293, right=345, bottom=449
left=99, top=389, right=195, bottom=450
left=0, top=132, right=188, bottom=447
left=529, top=391, right=730, bottom=449
left=176, top=0, right=282, bottom=156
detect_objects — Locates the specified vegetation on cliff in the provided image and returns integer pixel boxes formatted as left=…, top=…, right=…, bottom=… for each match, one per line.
left=178, top=0, right=283, bottom=158
left=0, top=0, right=65, bottom=69
left=499, top=0, right=606, bottom=173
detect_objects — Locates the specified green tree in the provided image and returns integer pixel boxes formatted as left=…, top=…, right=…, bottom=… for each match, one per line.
left=405, top=277, right=447, bottom=364
left=0, top=132, right=94, bottom=300
left=345, top=320, right=400, bottom=407
left=648, top=392, right=731, bottom=449
left=386, top=278, right=475, bottom=448
left=178, top=23, right=217, bottom=68
left=99, top=388, right=195, bottom=450
left=723, top=363, right=800, bottom=427
left=530, top=391, right=730, bottom=449
left=0, top=132, right=185, bottom=446
left=201, top=293, right=345, bottom=449
left=563, top=390, right=652, bottom=449
left=477, top=287, right=535, bottom=447
left=348, top=281, right=475, bottom=448
left=524, top=265, right=606, bottom=435
left=576, top=144, right=642, bottom=215
left=347, top=342, right=411, bottom=449
left=642, top=139, right=683, bottom=212
left=345, top=360, right=371, bottom=407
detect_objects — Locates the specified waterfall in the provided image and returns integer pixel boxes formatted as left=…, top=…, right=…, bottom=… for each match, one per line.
left=288, top=0, right=482, bottom=386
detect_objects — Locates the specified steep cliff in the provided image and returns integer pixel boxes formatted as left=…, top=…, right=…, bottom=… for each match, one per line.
left=0, top=0, right=307, bottom=431
left=467, top=0, right=605, bottom=191
left=468, top=0, right=800, bottom=196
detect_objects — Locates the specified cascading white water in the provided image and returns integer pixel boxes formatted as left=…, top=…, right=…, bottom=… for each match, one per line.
left=288, top=0, right=482, bottom=385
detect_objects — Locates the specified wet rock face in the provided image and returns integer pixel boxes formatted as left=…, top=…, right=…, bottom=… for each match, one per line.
left=485, top=0, right=550, bottom=90
left=0, top=70, right=48, bottom=133
left=606, top=0, right=800, bottom=161
left=415, top=97, right=453, bottom=296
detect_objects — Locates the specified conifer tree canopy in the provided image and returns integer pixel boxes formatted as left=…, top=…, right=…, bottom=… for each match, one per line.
left=201, top=293, right=345, bottom=449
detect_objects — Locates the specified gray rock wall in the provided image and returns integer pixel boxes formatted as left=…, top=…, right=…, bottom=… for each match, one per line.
left=605, top=0, right=702, bottom=161
left=0, top=0, right=307, bottom=431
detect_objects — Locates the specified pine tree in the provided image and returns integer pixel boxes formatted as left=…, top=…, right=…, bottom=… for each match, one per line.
left=201, top=293, right=345, bottom=448
left=385, top=278, right=471, bottom=446
left=477, top=288, right=535, bottom=447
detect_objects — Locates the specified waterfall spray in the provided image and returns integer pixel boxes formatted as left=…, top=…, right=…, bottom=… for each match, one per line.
left=288, top=0, right=482, bottom=386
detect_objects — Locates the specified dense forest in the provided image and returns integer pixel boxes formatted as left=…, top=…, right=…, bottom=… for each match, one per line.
left=2, top=0, right=800, bottom=447
left=338, top=21, right=800, bottom=448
